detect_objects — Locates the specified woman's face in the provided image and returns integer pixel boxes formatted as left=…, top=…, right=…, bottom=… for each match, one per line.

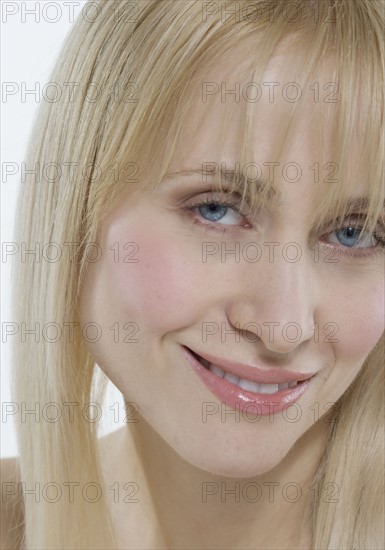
left=78, top=42, right=384, bottom=477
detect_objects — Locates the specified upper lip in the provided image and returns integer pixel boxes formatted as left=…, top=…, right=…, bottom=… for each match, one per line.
left=185, top=346, right=316, bottom=384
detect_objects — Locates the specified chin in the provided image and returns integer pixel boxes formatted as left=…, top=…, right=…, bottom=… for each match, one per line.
left=178, top=444, right=288, bottom=479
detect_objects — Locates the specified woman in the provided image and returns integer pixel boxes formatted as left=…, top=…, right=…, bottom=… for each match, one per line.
left=2, top=0, right=384, bottom=548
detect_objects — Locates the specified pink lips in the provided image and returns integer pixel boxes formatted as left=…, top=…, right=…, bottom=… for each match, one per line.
left=182, top=346, right=315, bottom=416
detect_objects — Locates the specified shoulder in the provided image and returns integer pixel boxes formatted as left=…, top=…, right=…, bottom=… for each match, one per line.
left=1, top=457, right=24, bottom=550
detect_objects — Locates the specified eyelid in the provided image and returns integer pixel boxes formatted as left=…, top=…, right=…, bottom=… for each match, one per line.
left=181, top=191, right=254, bottom=230
left=180, top=191, right=385, bottom=257
left=322, top=214, right=385, bottom=241
left=319, top=216, right=385, bottom=259
left=181, top=189, right=253, bottom=215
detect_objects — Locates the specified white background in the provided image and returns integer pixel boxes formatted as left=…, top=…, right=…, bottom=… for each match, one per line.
left=1, top=0, right=124, bottom=458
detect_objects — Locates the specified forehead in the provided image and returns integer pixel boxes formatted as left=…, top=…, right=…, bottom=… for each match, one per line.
left=167, top=37, right=364, bottom=185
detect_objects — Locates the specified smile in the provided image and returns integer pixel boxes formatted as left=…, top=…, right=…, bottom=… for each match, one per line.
left=182, top=346, right=316, bottom=416
left=197, top=357, right=302, bottom=394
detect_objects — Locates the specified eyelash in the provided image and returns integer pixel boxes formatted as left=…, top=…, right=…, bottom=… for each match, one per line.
left=182, top=194, right=385, bottom=259
left=183, top=195, right=249, bottom=234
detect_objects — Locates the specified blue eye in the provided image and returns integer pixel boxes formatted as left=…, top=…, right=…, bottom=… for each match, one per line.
left=186, top=196, right=248, bottom=227
left=198, top=203, right=228, bottom=222
left=329, top=225, right=376, bottom=249
left=197, top=202, right=244, bottom=225
left=323, top=217, right=385, bottom=259
left=183, top=194, right=385, bottom=258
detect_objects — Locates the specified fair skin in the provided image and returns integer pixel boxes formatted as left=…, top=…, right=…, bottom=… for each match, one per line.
left=78, top=41, right=384, bottom=549
left=2, top=41, right=383, bottom=550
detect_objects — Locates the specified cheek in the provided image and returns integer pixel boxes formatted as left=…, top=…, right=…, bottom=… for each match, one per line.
left=107, top=224, right=204, bottom=333
left=326, top=277, right=384, bottom=362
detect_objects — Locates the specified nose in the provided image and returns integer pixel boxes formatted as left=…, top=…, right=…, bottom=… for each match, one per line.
left=226, top=248, right=318, bottom=354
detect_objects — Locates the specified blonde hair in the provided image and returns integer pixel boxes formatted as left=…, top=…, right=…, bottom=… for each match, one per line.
left=11, top=1, right=384, bottom=548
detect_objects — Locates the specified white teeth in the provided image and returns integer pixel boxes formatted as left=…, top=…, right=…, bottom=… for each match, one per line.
left=205, top=360, right=300, bottom=394
left=257, top=383, right=279, bottom=394
left=224, top=372, right=240, bottom=385
left=209, top=364, right=225, bottom=378
left=238, top=378, right=261, bottom=392
left=238, top=379, right=279, bottom=394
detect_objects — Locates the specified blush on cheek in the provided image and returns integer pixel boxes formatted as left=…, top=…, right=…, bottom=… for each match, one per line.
left=334, top=292, right=384, bottom=363
left=346, top=317, right=384, bottom=360
left=107, top=229, right=204, bottom=333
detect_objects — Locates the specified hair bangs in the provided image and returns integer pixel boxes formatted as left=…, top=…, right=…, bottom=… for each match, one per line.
left=136, top=0, right=384, bottom=239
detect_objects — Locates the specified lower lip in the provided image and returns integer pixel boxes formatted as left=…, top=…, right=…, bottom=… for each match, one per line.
left=183, top=346, right=314, bottom=416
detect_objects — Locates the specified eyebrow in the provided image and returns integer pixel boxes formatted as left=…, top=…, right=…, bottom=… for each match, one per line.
left=165, top=166, right=384, bottom=212
left=165, top=166, right=280, bottom=202
left=342, top=197, right=385, bottom=211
